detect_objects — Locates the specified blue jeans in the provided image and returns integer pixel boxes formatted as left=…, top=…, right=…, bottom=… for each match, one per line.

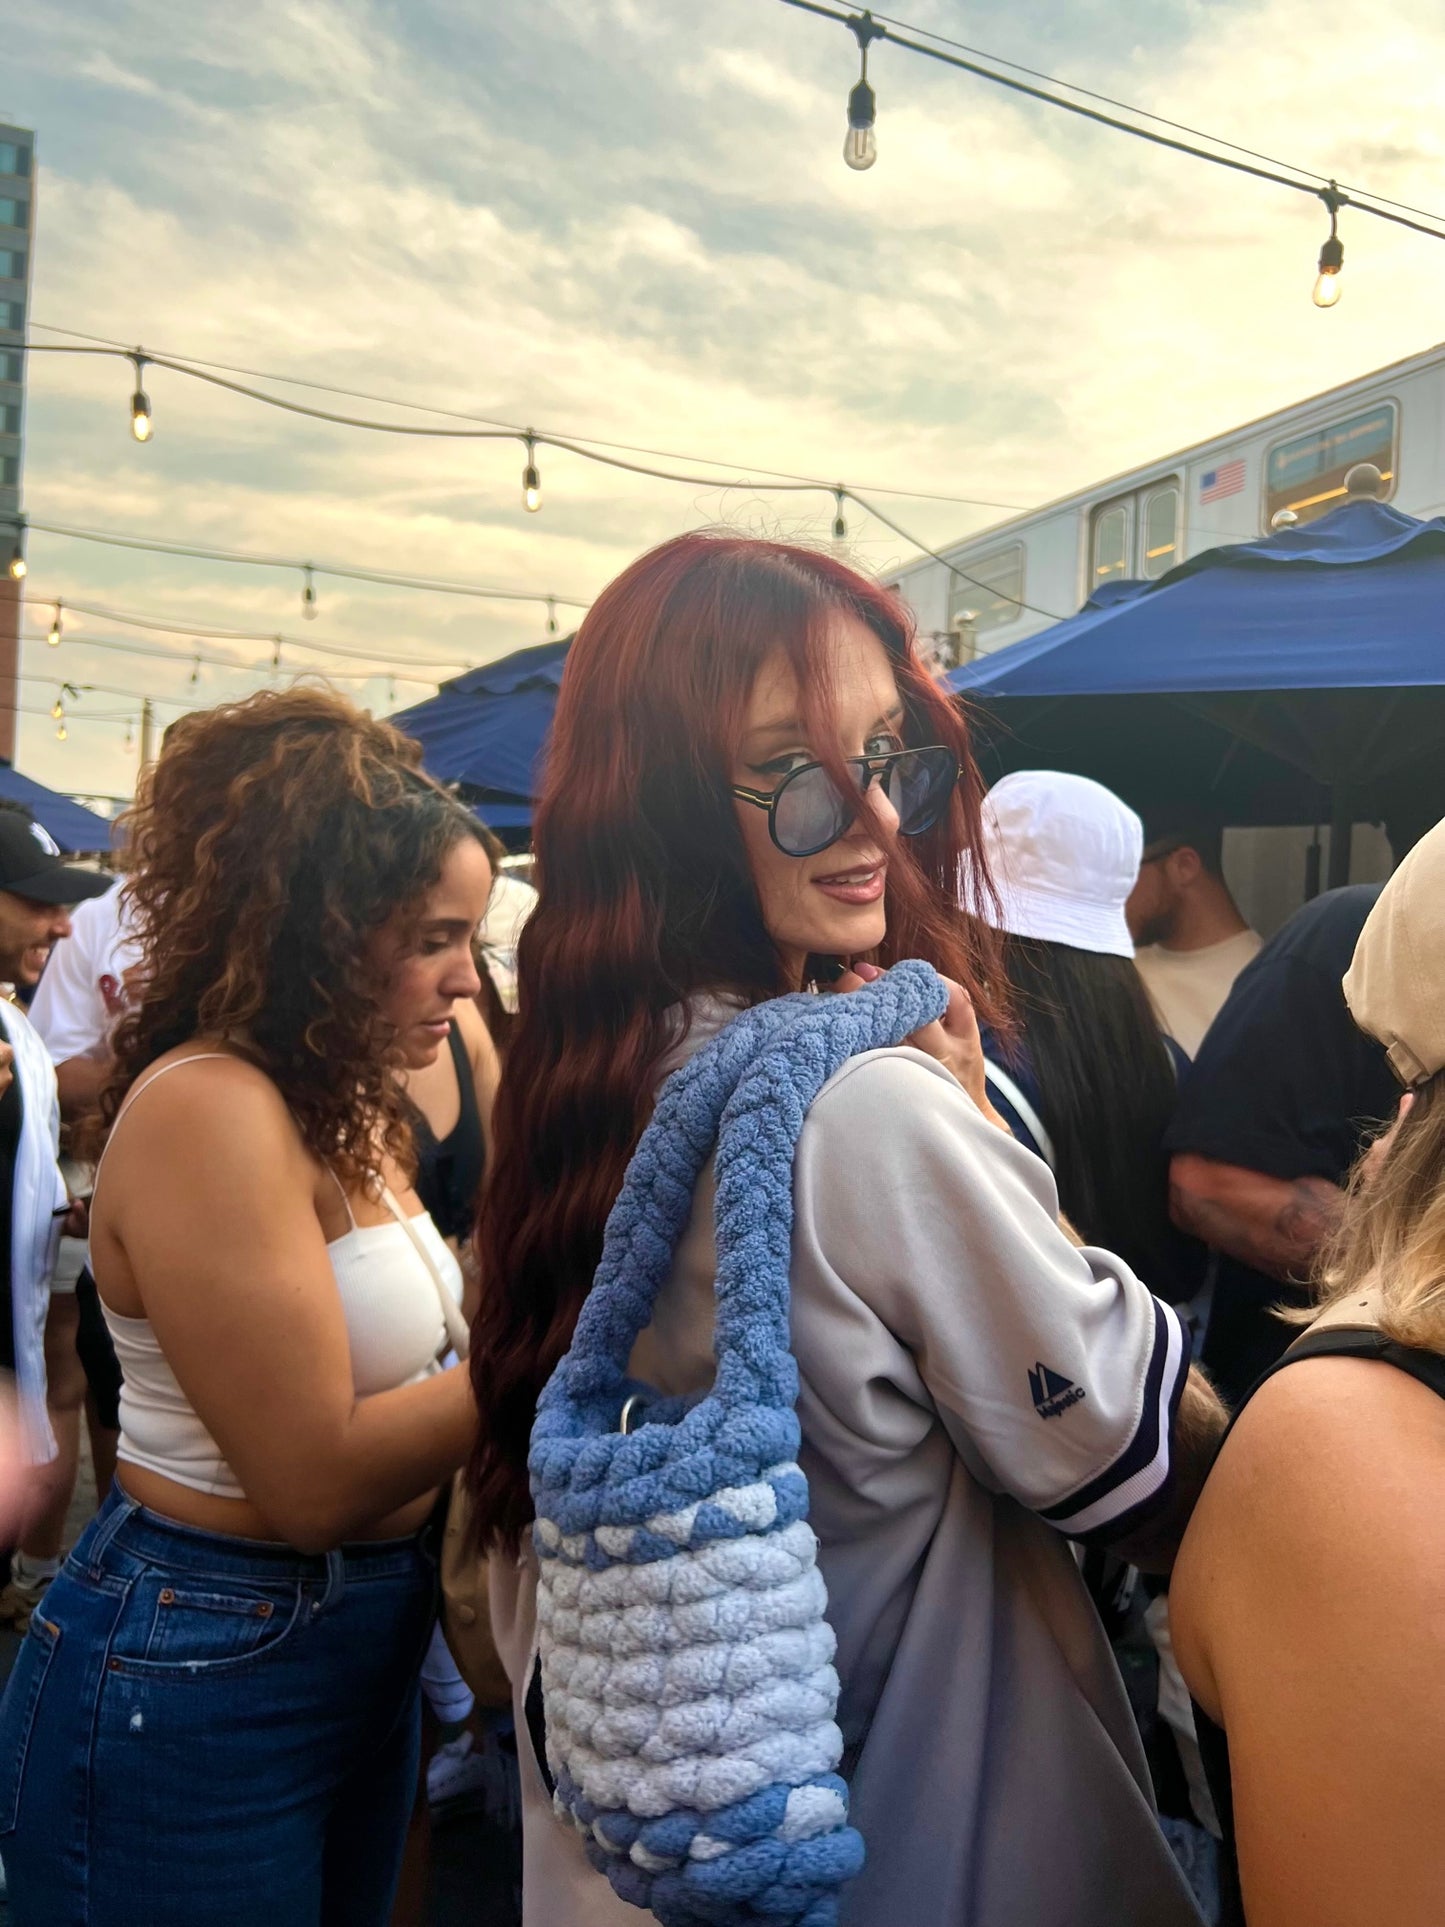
left=0, top=1481, right=441, bottom=1926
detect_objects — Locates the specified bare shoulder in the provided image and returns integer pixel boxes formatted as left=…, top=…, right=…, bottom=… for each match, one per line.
left=103, top=1049, right=305, bottom=1185
left=1173, top=1350, right=1445, bottom=1712
left=453, top=997, right=497, bottom=1069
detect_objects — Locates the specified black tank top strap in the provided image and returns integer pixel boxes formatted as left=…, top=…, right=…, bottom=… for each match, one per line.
left=408, top=1021, right=486, bottom=1244
left=1194, top=1319, right=1445, bottom=1925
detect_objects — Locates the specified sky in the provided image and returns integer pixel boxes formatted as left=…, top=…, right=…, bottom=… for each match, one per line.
left=4, top=0, right=1445, bottom=801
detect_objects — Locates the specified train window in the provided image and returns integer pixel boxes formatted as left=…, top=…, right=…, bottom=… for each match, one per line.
left=947, top=544, right=1025, bottom=635
left=1265, top=403, right=1396, bottom=528
left=1091, top=502, right=1130, bottom=588
left=1142, top=486, right=1180, bottom=579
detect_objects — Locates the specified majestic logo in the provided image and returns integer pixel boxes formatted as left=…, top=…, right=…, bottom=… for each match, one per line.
left=28, top=821, right=60, bottom=858
left=1029, top=1362, right=1086, bottom=1420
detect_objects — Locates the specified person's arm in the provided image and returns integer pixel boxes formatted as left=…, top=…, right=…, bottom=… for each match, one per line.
left=1171, top=1356, right=1445, bottom=1926
left=97, top=1061, right=475, bottom=1551
left=1169, top=1152, right=1342, bottom=1282
left=798, top=1052, right=1225, bottom=1573
left=55, top=1053, right=110, bottom=1120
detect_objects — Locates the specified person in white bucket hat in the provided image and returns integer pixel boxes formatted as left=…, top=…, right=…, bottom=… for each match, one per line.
left=974, top=772, right=1202, bottom=1300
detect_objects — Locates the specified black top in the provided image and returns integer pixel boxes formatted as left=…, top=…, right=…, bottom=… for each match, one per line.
left=409, top=1021, right=485, bottom=1244
left=1164, top=886, right=1398, bottom=1403
left=1194, top=1324, right=1445, bottom=1926
left=0, top=1055, right=21, bottom=1376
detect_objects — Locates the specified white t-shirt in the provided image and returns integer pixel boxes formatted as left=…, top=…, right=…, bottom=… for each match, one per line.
left=490, top=1013, right=1199, bottom=1927
left=477, top=872, right=538, bottom=1015
left=29, top=885, right=142, bottom=1065
left=1134, top=928, right=1263, bottom=1060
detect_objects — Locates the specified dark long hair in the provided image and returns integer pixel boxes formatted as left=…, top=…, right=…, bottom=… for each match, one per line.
left=107, top=687, right=486, bottom=1185
left=469, top=531, right=1007, bottom=1551
left=998, top=937, right=1189, bottom=1290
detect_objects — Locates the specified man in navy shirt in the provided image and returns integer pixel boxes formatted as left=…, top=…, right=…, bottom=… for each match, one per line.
left=1166, top=885, right=1397, bottom=1405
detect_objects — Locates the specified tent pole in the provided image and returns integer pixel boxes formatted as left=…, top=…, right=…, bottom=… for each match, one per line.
left=1327, top=786, right=1353, bottom=891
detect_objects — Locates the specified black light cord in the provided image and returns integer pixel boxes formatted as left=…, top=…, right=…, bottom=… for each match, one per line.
left=778, top=0, right=1445, bottom=243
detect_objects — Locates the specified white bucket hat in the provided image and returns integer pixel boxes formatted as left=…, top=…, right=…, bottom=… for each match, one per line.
left=976, top=770, right=1142, bottom=958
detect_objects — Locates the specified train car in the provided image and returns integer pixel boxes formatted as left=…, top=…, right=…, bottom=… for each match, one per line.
left=887, top=341, right=1445, bottom=674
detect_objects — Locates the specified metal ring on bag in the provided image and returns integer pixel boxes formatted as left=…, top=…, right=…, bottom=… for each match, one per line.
left=618, top=1393, right=646, bottom=1436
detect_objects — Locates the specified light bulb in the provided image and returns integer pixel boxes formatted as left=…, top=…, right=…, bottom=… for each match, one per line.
left=55, top=720, right=67, bottom=742
left=301, top=568, right=318, bottom=619
left=47, top=603, right=62, bottom=648
left=131, top=387, right=153, bottom=441
left=50, top=697, right=63, bottom=721
left=546, top=598, right=558, bottom=636
left=523, top=466, right=541, bottom=513
left=1313, top=222, right=1344, bottom=310
left=6, top=543, right=24, bottom=581
left=1312, top=268, right=1343, bottom=308
left=844, top=78, right=877, bottom=171
left=125, top=720, right=135, bottom=751
left=832, top=491, right=848, bottom=541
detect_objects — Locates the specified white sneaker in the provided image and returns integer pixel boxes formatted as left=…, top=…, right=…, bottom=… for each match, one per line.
left=426, top=1731, right=491, bottom=1808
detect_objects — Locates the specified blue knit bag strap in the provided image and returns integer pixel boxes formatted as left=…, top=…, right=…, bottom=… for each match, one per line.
left=550, top=961, right=948, bottom=1417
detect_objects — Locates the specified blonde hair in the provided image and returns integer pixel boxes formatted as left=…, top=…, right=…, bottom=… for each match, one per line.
left=1312, top=1070, right=1445, bottom=1354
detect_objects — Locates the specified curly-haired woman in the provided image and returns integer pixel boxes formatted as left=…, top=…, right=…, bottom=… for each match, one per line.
left=0, top=689, right=493, bottom=1927
left=468, top=532, right=1226, bottom=1927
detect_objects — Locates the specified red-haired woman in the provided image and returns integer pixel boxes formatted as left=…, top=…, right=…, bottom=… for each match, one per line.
left=0, top=691, right=494, bottom=1927
left=469, top=534, right=1226, bottom=1927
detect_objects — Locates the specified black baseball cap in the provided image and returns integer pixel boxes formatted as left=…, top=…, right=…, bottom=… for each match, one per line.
left=0, top=811, right=115, bottom=905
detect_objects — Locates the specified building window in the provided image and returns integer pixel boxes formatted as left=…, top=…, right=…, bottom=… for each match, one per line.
left=1, top=454, right=18, bottom=487
left=1142, top=485, right=1180, bottom=579
left=0, top=301, right=22, bottom=330
left=1265, top=403, right=1397, bottom=529
left=1091, top=502, right=1130, bottom=588
left=0, top=144, right=32, bottom=179
left=1, top=404, right=19, bottom=435
left=0, top=353, right=18, bottom=384
left=0, top=198, right=26, bottom=230
left=0, top=250, right=25, bottom=282
left=947, top=544, right=1025, bottom=635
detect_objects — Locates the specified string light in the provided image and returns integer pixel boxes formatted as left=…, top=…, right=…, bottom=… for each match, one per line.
left=546, top=596, right=558, bottom=636
left=124, top=717, right=135, bottom=750
left=832, top=490, right=848, bottom=540
left=844, top=13, right=883, bottom=170
left=55, top=718, right=67, bottom=741
left=301, top=564, right=318, bottom=619
left=189, top=653, right=201, bottom=686
left=47, top=600, right=63, bottom=647
left=522, top=433, right=542, bottom=513
left=5, top=526, right=24, bottom=581
left=1313, top=184, right=1346, bottom=307
left=129, top=352, right=153, bottom=443
left=50, top=696, right=63, bottom=721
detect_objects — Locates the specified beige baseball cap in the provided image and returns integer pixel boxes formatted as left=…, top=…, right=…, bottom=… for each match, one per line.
left=1343, top=817, right=1445, bottom=1086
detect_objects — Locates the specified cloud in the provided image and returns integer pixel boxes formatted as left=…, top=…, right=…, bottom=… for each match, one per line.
left=6, top=0, right=1445, bottom=798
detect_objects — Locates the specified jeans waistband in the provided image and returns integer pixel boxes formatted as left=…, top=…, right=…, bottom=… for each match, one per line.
left=87, top=1481, right=438, bottom=1587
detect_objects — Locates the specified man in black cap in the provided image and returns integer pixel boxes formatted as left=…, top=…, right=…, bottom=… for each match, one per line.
left=0, top=804, right=111, bottom=1573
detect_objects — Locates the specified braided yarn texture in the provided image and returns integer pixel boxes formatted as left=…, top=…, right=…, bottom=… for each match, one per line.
left=530, top=962, right=948, bottom=1926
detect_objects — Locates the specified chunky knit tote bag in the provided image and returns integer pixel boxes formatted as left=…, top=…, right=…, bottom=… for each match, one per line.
left=529, top=961, right=949, bottom=1927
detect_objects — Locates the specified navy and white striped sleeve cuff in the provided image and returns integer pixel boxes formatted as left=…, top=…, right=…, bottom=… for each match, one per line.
left=1036, top=1297, right=1191, bottom=1542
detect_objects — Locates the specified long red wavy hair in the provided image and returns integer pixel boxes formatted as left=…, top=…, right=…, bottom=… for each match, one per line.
left=469, top=531, right=1005, bottom=1550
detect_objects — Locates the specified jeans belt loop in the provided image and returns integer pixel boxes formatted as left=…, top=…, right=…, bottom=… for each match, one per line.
left=86, top=1486, right=142, bottom=1579
left=313, top=1546, right=345, bottom=1617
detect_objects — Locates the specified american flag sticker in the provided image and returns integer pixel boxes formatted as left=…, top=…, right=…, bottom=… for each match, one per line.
left=1199, top=459, right=1246, bottom=503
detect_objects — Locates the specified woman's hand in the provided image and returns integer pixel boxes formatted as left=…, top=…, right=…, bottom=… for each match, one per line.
left=835, top=962, right=1013, bottom=1134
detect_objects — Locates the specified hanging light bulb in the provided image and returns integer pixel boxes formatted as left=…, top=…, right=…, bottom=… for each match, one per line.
left=55, top=719, right=67, bottom=741
left=6, top=529, right=24, bottom=580
left=50, top=696, right=63, bottom=721
left=546, top=596, right=558, bottom=637
left=189, top=653, right=201, bottom=686
left=832, top=490, right=848, bottom=541
left=129, top=353, right=153, bottom=442
left=386, top=675, right=396, bottom=705
left=1312, top=185, right=1345, bottom=308
left=124, top=718, right=135, bottom=751
left=522, top=434, right=542, bottom=513
left=272, top=638, right=283, bottom=671
left=843, top=15, right=882, bottom=171
left=301, top=565, right=318, bottom=619
left=47, top=601, right=62, bottom=648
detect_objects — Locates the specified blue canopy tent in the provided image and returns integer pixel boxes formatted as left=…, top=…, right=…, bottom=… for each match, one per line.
left=390, top=638, right=568, bottom=841
left=0, top=765, right=113, bottom=854
left=947, top=498, right=1445, bottom=885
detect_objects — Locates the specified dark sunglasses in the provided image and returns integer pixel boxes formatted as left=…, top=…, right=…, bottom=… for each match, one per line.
left=732, top=745, right=959, bottom=859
